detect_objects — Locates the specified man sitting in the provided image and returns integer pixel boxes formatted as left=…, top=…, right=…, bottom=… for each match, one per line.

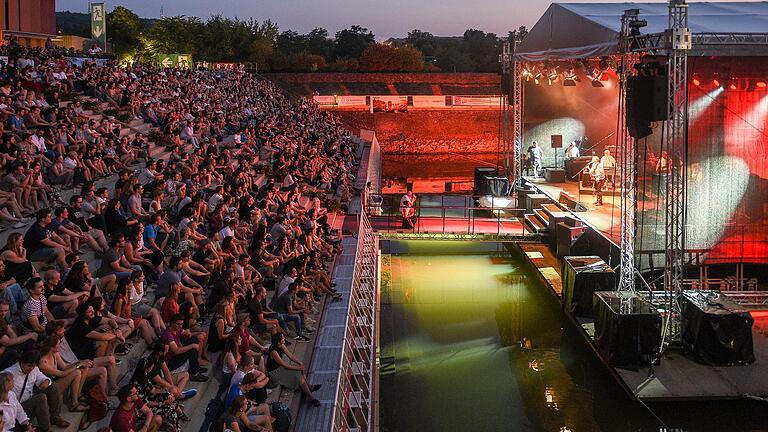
left=161, top=313, right=209, bottom=382
left=110, top=383, right=162, bottom=432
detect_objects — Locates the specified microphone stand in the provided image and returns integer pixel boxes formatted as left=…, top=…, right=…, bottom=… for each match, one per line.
left=571, top=164, right=592, bottom=210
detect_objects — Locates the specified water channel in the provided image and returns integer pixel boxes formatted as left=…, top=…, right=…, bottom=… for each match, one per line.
left=377, top=240, right=768, bottom=432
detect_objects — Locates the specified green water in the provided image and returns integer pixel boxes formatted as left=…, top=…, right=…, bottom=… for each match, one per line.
left=378, top=241, right=768, bottom=432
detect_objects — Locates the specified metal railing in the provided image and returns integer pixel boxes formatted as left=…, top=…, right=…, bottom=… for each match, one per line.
left=366, top=194, right=529, bottom=238
left=332, top=211, right=379, bottom=432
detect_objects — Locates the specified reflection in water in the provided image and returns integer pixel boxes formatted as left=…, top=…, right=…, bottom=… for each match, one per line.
left=379, top=242, right=768, bottom=432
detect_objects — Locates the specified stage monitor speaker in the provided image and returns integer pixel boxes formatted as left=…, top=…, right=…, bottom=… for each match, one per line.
left=484, top=176, right=510, bottom=197
left=545, top=168, right=566, bottom=183
left=551, top=134, right=563, bottom=149
left=474, top=167, right=498, bottom=194
left=593, top=291, right=662, bottom=369
left=562, top=256, right=615, bottom=317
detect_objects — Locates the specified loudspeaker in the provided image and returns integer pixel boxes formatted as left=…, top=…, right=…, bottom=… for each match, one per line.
left=627, top=75, right=669, bottom=139
left=474, top=167, right=498, bottom=194
left=551, top=134, right=563, bottom=148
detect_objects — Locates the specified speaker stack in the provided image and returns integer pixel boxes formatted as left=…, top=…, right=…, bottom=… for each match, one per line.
left=626, top=75, right=668, bottom=139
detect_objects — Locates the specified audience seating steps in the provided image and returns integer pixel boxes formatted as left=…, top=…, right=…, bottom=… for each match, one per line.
left=1, top=89, right=360, bottom=430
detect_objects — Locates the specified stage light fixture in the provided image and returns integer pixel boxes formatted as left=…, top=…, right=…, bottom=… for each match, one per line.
left=728, top=80, right=738, bottom=90
left=563, top=79, right=577, bottom=86
left=757, top=81, right=767, bottom=89
left=692, top=75, right=701, bottom=86
left=591, top=79, right=604, bottom=88
left=712, top=79, right=721, bottom=88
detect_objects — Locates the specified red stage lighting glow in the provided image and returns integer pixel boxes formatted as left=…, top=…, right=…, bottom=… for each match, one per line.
left=729, top=83, right=738, bottom=90
left=692, top=78, right=701, bottom=86
left=713, top=79, right=721, bottom=87
left=757, top=81, right=767, bottom=89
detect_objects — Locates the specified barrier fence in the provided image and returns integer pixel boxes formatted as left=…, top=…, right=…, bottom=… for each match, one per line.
left=332, top=211, right=379, bottom=432
left=314, top=94, right=505, bottom=110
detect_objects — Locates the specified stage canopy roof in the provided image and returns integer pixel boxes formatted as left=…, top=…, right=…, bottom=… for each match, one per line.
left=516, top=2, right=768, bottom=60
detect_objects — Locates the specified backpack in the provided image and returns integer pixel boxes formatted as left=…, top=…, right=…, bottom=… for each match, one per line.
left=78, top=384, right=109, bottom=430
left=270, top=401, right=292, bottom=432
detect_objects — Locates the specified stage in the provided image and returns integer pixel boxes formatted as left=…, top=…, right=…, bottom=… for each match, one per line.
left=514, top=241, right=768, bottom=401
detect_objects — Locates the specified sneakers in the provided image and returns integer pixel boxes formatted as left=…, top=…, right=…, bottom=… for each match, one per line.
left=304, top=326, right=315, bottom=333
left=294, top=334, right=311, bottom=342
left=180, top=389, right=197, bottom=400
left=190, top=373, right=209, bottom=382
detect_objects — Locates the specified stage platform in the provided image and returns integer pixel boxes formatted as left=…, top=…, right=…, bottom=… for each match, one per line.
left=514, top=241, right=768, bottom=402
left=369, top=215, right=528, bottom=239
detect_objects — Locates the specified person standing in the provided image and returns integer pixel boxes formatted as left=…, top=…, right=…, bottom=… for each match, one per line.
left=399, top=191, right=417, bottom=229
left=566, top=141, right=580, bottom=159
left=588, top=156, right=606, bottom=206
left=529, top=141, right=544, bottom=178
left=600, top=149, right=616, bottom=188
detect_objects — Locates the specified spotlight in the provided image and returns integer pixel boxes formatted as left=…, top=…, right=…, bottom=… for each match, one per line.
left=712, top=79, right=721, bottom=88
left=728, top=80, right=738, bottom=90
left=563, top=79, right=576, bottom=86
left=562, top=69, right=578, bottom=86
left=591, top=79, right=604, bottom=88
left=692, top=75, right=700, bottom=86
left=757, top=81, right=767, bottom=89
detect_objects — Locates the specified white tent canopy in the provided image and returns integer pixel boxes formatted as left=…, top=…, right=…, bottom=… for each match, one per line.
left=516, top=2, right=768, bottom=60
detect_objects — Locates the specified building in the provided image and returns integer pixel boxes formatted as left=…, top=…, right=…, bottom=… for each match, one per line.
left=1, top=0, right=57, bottom=47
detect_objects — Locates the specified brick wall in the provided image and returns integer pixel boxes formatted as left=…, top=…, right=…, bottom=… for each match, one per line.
left=335, top=111, right=500, bottom=154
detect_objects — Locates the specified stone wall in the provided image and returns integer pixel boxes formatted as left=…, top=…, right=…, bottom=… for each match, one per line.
left=335, top=110, right=499, bottom=154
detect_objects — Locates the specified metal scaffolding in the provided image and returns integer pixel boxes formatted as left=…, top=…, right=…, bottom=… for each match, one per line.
left=663, top=0, right=690, bottom=342
left=511, top=35, right=524, bottom=188
left=617, top=9, right=641, bottom=292
left=500, top=41, right=513, bottom=180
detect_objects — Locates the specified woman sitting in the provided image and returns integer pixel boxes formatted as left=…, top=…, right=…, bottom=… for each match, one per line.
left=131, top=342, right=192, bottom=430
left=221, top=395, right=273, bottom=432
left=266, top=332, right=321, bottom=406
left=37, top=335, right=90, bottom=412
left=112, top=273, right=157, bottom=345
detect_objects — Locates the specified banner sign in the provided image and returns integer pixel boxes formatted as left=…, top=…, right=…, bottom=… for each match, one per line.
left=90, top=3, right=106, bottom=48
left=412, top=95, right=447, bottom=108
left=336, top=96, right=367, bottom=107
left=452, top=96, right=502, bottom=107
left=312, top=96, right=337, bottom=106
left=157, top=54, right=193, bottom=69
left=66, top=57, right=110, bottom=67
left=372, top=96, right=408, bottom=113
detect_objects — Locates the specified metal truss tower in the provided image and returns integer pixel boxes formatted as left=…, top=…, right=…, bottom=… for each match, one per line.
left=511, top=35, right=524, bottom=188
left=500, top=41, right=513, bottom=180
left=618, top=10, right=640, bottom=292
left=664, top=0, right=691, bottom=341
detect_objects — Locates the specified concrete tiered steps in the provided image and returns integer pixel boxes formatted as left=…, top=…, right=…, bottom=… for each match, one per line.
left=0, top=96, right=307, bottom=432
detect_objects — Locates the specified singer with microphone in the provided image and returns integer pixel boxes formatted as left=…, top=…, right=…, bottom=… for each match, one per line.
left=587, top=156, right=606, bottom=206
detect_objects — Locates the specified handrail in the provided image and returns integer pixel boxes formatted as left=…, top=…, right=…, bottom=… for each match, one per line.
left=367, top=194, right=528, bottom=238
left=332, top=211, right=378, bottom=432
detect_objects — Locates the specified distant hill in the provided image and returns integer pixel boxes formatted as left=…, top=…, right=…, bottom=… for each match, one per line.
left=56, top=11, right=158, bottom=38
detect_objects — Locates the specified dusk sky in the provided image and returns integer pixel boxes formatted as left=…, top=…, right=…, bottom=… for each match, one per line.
left=53, top=0, right=697, bottom=39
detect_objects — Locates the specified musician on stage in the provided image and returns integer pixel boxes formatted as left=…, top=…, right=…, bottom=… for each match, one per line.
left=400, top=190, right=418, bottom=229
left=588, top=156, right=606, bottom=206
left=528, top=141, right=544, bottom=178
left=600, top=149, right=616, bottom=187
left=566, top=141, right=580, bottom=159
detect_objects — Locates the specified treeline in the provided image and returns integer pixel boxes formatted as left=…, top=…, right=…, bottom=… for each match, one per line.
left=58, top=8, right=507, bottom=72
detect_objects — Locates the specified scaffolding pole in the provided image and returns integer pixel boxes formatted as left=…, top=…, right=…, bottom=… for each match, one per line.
left=664, top=0, right=690, bottom=342
left=512, top=36, right=524, bottom=188
left=618, top=10, right=641, bottom=292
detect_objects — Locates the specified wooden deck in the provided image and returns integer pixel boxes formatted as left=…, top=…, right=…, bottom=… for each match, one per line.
left=514, top=241, right=768, bottom=401
left=370, top=215, right=527, bottom=238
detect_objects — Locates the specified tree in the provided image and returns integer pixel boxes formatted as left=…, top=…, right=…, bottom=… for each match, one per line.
left=406, top=29, right=436, bottom=56
left=462, top=29, right=502, bottom=72
left=107, top=6, right=145, bottom=60
left=276, top=30, right=307, bottom=55
left=305, top=28, right=334, bottom=60
left=146, top=16, right=202, bottom=57
left=359, top=43, right=423, bottom=72
left=334, top=25, right=375, bottom=60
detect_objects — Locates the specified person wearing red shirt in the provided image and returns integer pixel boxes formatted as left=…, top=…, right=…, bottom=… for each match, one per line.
left=109, top=383, right=161, bottom=432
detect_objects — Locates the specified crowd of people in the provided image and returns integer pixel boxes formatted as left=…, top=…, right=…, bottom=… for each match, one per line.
left=0, top=43, right=358, bottom=432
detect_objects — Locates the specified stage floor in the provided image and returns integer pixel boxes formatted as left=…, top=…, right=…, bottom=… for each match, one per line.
left=523, top=176, right=624, bottom=243
left=516, top=241, right=768, bottom=401
left=369, top=215, right=526, bottom=237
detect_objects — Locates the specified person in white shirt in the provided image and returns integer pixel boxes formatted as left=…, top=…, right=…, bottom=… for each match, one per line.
left=529, top=141, right=544, bottom=177
left=2, top=350, right=68, bottom=430
left=600, top=149, right=616, bottom=187
left=399, top=191, right=418, bottom=229
left=588, top=156, right=606, bottom=206
left=0, top=372, right=30, bottom=432
left=566, top=141, right=580, bottom=158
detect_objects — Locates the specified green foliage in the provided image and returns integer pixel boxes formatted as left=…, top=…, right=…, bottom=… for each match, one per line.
left=334, top=25, right=375, bottom=60
left=107, top=6, right=145, bottom=59
left=359, top=43, right=423, bottom=72
left=58, top=7, right=506, bottom=73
